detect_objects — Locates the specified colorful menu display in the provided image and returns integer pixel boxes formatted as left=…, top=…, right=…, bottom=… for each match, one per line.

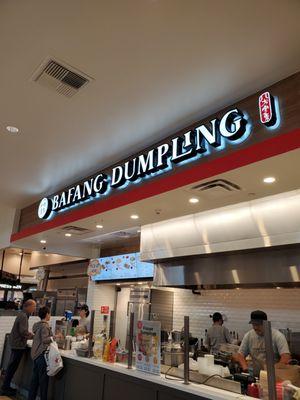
left=88, top=253, right=154, bottom=282
left=136, top=320, right=161, bottom=375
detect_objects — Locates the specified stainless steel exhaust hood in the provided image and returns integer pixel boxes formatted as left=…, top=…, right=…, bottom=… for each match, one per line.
left=153, top=245, right=300, bottom=288
left=140, top=190, right=300, bottom=288
left=141, top=190, right=300, bottom=261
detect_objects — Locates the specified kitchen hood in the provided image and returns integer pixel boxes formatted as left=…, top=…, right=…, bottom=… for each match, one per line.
left=153, top=245, right=300, bottom=288
left=140, top=190, right=300, bottom=288
left=141, top=190, right=300, bottom=261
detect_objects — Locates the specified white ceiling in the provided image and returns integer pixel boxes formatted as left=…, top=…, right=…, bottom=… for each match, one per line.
left=0, top=0, right=300, bottom=211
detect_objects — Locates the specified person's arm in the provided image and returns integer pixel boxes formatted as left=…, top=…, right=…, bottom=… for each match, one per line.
left=233, top=352, right=249, bottom=372
left=276, top=332, right=291, bottom=365
left=279, top=353, right=291, bottom=364
left=234, top=333, right=250, bottom=372
left=224, top=327, right=232, bottom=344
left=18, top=314, right=33, bottom=340
left=41, top=325, right=53, bottom=345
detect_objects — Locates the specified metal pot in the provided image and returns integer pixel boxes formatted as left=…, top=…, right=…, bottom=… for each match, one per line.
left=172, top=330, right=182, bottom=342
left=163, top=349, right=184, bottom=367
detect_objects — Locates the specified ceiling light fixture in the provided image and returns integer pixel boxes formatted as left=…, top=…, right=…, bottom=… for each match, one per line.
left=131, top=214, right=139, bottom=220
left=6, top=126, right=19, bottom=134
left=137, top=282, right=143, bottom=285
left=19, top=252, right=23, bottom=256
left=189, top=197, right=199, bottom=204
left=65, top=233, right=72, bottom=237
left=96, top=224, right=103, bottom=229
left=40, top=240, right=46, bottom=244
left=263, top=177, right=276, bottom=184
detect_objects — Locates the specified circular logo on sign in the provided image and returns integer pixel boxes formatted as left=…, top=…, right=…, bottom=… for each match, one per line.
left=38, top=198, right=52, bottom=220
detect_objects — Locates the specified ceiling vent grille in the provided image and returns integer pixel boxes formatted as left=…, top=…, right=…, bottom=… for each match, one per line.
left=32, top=58, right=92, bottom=97
left=190, top=179, right=241, bottom=199
left=192, top=179, right=241, bottom=192
left=60, top=226, right=92, bottom=236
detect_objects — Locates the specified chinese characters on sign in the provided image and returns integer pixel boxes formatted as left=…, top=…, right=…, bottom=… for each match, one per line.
left=136, top=320, right=161, bottom=375
left=259, top=91, right=277, bottom=127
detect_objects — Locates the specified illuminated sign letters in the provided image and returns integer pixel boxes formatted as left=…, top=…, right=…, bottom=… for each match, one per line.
left=37, top=95, right=280, bottom=220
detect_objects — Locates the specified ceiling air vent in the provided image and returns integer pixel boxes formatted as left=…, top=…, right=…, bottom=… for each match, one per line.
left=60, top=226, right=92, bottom=236
left=32, top=58, right=92, bottom=97
left=190, top=179, right=241, bottom=199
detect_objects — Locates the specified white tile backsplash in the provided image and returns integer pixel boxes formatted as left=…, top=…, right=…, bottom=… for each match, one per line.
left=171, top=288, right=300, bottom=340
left=86, top=282, right=116, bottom=333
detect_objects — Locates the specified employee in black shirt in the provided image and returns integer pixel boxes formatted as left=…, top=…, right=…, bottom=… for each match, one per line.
left=1, top=299, right=36, bottom=396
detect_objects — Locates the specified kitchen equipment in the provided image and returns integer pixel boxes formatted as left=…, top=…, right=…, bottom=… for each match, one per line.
left=76, top=348, right=89, bottom=357
left=125, top=288, right=174, bottom=351
left=172, top=331, right=182, bottom=343
left=163, top=348, right=185, bottom=367
left=234, top=373, right=256, bottom=394
left=55, top=320, right=71, bottom=349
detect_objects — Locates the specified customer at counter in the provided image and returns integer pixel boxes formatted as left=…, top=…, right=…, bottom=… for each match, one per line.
left=28, top=306, right=53, bottom=400
left=1, top=299, right=36, bottom=397
left=234, top=310, right=291, bottom=377
left=75, top=304, right=90, bottom=336
left=205, top=312, right=232, bottom=353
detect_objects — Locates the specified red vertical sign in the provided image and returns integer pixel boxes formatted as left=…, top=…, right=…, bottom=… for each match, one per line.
left=259, top=91, right=277, bottom=127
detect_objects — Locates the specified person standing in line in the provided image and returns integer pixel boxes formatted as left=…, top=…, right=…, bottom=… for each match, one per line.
left=1, top=299, right=36, bottom=396
left=28, top=306, right=53, bottom=400
left=205, top=312, right=232, bottom=353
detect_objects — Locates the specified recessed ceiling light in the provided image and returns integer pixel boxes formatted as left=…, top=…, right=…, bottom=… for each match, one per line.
left=19, top=252, right=23, bottom=256
left=137, top=282, right=143, bottom=285
left=189, top=197, right=199, bottom=204
left=263, top=177, right=276, bottom=184
left=40, top=240, right=46, bottom=244
left=65, top=233, right=72, bottom=237
left=96, top=224, right=103, bottom=229
left=131, top=214, right=139, bottom=220
left=6, top=126, right=19, bottom=134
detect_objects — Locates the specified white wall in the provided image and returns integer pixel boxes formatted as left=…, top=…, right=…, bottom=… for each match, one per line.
left=115, top=288, right=131, bottom=347
left=30, top=252, right=84, bottom=268
left=86, top=281, right=116, bottom=334
left=171, top=287, right=300, bottom=340
left=0, top=203, right=15, bottom=250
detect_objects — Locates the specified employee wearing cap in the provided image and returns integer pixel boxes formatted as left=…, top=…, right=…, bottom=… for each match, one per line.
left=205, top=312, right=232, bottom=354
left=235, top=310, right=291, bottom=376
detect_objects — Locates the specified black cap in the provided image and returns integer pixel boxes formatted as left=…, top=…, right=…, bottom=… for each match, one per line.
left=249, top=310, right=268, bottom=324
left=212, top=312, right=223, bottom=322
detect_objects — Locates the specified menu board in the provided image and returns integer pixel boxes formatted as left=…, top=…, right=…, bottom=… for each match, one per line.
left=88, top=253, right=154, bottom=282
left=136, top=320, right=161, bottom=375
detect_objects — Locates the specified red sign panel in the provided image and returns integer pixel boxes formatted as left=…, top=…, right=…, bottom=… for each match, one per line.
left=101, top=306, right=109, bottom=314
left=259, top=91, right=275, bottom=126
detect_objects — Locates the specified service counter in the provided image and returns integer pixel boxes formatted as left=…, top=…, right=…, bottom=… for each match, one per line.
left=12, top=348, right=254, bottom=400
